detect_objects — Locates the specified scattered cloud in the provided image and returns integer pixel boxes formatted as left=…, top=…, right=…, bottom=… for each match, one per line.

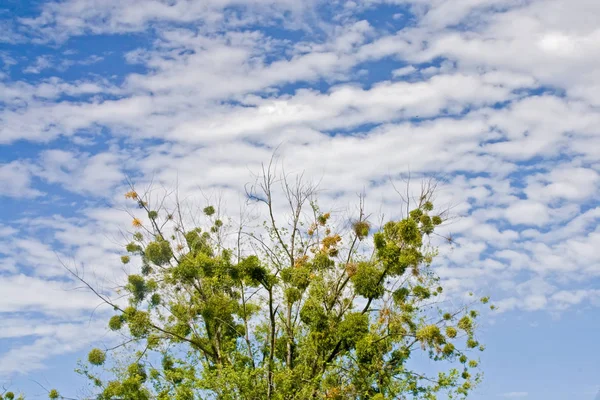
left=0, top=0, right=599, bottom=385
left=0, top=161, right=41, bottom=198
left=23, top=55, right=53, bottom=74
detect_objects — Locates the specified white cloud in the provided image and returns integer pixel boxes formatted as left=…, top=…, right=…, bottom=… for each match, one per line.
left=17, top=0, right=323, bottom=43
left=503, top=200, right=550, bottom=227
left=392, top=65, right=416, bottom=77
left=551, top=289, right=600, bottom=310
left=0, top=318, right=110, bottom=376
left=0, top=161, right=41, bottom=198
left=0, top=274, right=104, bottom=314
left=23, top=55, right=53, bottom=74
left=1, top=0, right=600, bottom=381
left=525, top=166, right=599, bottom=203
left=34, top=149, right=125, bottom=196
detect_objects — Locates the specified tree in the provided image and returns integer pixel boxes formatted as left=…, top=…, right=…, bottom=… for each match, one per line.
left=52, top=163, right=490, bottom=400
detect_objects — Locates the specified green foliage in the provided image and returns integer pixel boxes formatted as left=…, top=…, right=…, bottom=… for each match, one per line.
left=351, top=261, right=385, bottom=299
left=392, top=287, right=410, bottom=304
left=123, top=308, right=151, bottom=338
left=150, top=293, right=161, bottom=306
left=144, top=240, right=172, bottom=266
left=184, top=230, right=212, bottom=256
left=88, top=348, right=106, bottom=366
left=412, top=285, right=431, bottom=299
left=108, top=315, right=123, bottom=331
left=126, top=242, right=142, bottom=253
left=64, top=185, right=488, bottom=400
left=457, top=316, right=473, bottom=332
left=337, top=312, right=369, bottom=348
left=446, top=326, right=458, bottom=338
left=352, top=220, right=370, bottom=239
left=48, top=389, right=59, bottom=399
left=203, top=205, right=215, bottom=216
left=126, top=274, right=148, bottom=303
left=416, top=325, right=444, bottom=347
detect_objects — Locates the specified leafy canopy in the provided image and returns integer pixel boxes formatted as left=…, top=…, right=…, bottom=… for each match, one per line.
left=46, top=173, right=491, bottom=400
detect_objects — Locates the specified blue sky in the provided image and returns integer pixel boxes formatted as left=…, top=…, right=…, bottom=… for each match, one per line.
left=1, top=0, right=600, bottom=398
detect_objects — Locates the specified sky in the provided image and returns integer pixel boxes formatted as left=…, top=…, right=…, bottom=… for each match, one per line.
left=0, top=0, right=599, bottom=398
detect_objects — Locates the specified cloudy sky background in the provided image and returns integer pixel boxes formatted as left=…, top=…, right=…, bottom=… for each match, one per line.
left=1, top=0, right=600, bottom=398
